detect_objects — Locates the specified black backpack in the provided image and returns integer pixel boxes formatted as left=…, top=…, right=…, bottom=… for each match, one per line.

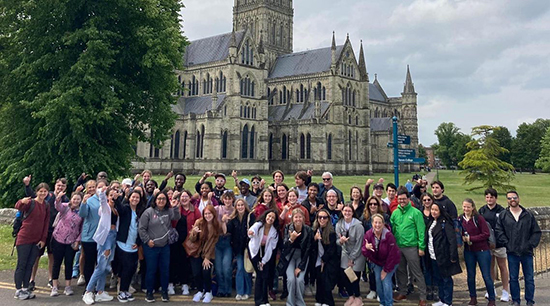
left=12, top=200, right=35, bottom=238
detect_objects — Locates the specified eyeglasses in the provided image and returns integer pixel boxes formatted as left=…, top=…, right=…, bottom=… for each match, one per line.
left=318, top=216, right=329, bottom=220
left=157, top=197, right=167, bottom=201
left=507, top=196, right=518, bottom=200
left=252, top=181, right=260, bottom=184
left=368, top=202, right=379, bottom=206
left=322, top=178, right=331, bottom=181
left=423, top=199, right=432, bottom=202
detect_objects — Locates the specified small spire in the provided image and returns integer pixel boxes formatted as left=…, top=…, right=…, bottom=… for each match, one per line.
left=346, top=33, right=350, bottom=42
left=403, top=65, right=416, bottom=94
left=358, top=40, right=368, bottom=82
left=374, top=73, right=378, bottom=81
left=331, top=31, right=336, bottom=50
left=229, top=30, right=237, bottom=48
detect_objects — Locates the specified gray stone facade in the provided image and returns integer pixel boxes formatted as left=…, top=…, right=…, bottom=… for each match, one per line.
left=134, top=0, right=419, bottom=175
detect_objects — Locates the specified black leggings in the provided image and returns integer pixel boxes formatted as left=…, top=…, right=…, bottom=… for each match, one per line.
left=116, top=246, right=138, bottom=292
left=316, top=266, right=335, bottom=306
left=343, top=269, right=361, bottom=297
left=14, top=244, right=40, bottom=290
left=52, top=239, right=76, bottom=281
left=191, top=257, right=213, bottom=293
left=81, top=241, right=97, bottom=284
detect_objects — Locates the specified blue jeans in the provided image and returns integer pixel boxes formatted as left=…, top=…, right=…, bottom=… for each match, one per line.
left=86, top=230, right=116, bottom=292
left=143, top=244, right=170, bottom=294
left=72, top=249, right=81, bottom=278
left=373, top=264, right=397, bottom=306
left=464, top=250, right=495, bottom=301
left=422, top=255, right=439, bottom=289
left=215, top=236, right=233, bottom=295
left=430, top=259, right=453, bottom=305
left=235, top=253, right=252, bottom=295
left=508, top=253, right=535, bottom=305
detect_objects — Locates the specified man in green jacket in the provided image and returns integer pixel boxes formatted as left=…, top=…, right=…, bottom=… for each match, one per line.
left=390, top=186, right=427, bottom=306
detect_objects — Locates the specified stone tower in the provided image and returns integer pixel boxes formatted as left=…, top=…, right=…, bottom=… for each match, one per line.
left=401, top=65, right=419, bottom=167
left=233, top=0, right=294, bottom=69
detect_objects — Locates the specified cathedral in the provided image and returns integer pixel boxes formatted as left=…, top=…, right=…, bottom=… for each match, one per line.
left=134, top=0, right=419, bottom=175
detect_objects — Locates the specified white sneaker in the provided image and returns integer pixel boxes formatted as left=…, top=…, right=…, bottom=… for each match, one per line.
left=95, top=291, right=114, bottom=302
left=77, top=275, right=86, bottom=286
left=193, top=291, right=203, bottom=302
left=64, top=286, right=74, bottom=296
left=182, top=284, right=190, bottom=295
left=366, top=291, right=377, bottom=299
left=484, top=291, right=489, bottom=299
left=168, top=283, right=175, bottom=295
left=241, top=294, right=249, bottom=300
left=50, top=287, right=59, bottom=297
left=432, top=302, right=445, bottom=306
left=235, top=294, right=243, bottom=300
left=501, top=289, right=510, bottom=302
left=202, top=292, right=213, bottom=303
left=315, top=303, right=322, bottom=306
left=83, top=291, right=95, bottom=305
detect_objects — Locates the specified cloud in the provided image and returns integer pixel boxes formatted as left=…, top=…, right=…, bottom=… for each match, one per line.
left=180, top=0, right=550, bottom=145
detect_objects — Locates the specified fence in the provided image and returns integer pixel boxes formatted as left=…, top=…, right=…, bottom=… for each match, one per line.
left=534, top=230, right=550, bottom=278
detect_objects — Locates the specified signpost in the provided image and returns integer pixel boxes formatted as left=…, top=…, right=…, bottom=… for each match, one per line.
left=398, top=135, right=411, bottom=145
left=391, top=118, right=423, bottom=186
left=398, top=157, right=426, bottom=163
left=392, top=117, right=399, bottom=186
left=398, top=149, right=415, bottom=158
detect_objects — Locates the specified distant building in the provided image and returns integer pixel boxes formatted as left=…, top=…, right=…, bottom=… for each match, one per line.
left=424, top=146, right=436, bottom=169
left=134, top=0, right=419, bottom=175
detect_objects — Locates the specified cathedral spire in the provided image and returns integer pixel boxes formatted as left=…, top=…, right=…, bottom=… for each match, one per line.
left=403, top=65, right=416, bottom=94
left=358, top=40, right=368, bottom=82
left=229, top=30, right=237, bottom=48
left=229, top=30, right=237, bottom=63
left=331, top=31, right=336, bottom=50
left=331, top=31, right=337, bottom=74
left=258, top=30, right=265, bottom=54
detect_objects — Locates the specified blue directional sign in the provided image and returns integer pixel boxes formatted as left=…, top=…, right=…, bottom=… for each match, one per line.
left=398, top=135, right=411, bottom=145
left=399, top=157, right=426, bottom=163
left=398, top=149, right=415, bottom=158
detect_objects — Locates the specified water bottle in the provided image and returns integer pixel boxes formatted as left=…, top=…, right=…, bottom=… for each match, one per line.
left=464, top=231, right=472, bottom=245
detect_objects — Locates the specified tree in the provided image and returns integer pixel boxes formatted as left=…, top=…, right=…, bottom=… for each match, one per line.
left=0, top=0, right=187, bottom=206
left=535, top=126, right=550, bottom=172
left=488, top=126, right=513, bottom=164
left=459, top=125, right=515, bottom=191
left=418, top=144, right=428, bottom=166
left=433, top=122, right=470, bottom=168
left=511, top=119, right=550, bottom=172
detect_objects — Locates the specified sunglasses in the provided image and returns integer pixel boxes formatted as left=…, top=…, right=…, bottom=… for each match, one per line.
left=368, top=202, right=379, bottom=206
left=507, top=196, right=518, bottom=200
left=318, top=216, right=329, bottom=220
left=322, top=178, right=331, bottom=181
left=423, top=199, right=432, bottom=202
left=252, top=181, right=260, bottom=184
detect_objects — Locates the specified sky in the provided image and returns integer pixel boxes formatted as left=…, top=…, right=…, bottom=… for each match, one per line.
left=180, top=0, right=550, bottom=145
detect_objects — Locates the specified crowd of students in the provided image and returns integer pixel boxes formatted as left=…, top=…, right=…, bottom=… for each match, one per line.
left=12, top=170, right=541, bottom=306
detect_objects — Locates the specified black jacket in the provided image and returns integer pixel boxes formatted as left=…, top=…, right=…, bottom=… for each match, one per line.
left=227, top=211, right=256, bottom=255
left=301, top=197, right=325, bottom=222
left=312, top=229, right=339, bottom=289
left=434, top=195, right=458, bottom=219
left=115, top=199, right=143, bottom=246
left=282, top=223, right=313, bottom=271
left=478, top=203, right=505, bottom=230
left=495, top=206, right=541, bottom=256
left=425, top=218, right=462, bottom=277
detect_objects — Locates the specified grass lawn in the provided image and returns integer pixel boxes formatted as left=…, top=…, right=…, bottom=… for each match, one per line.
left=152, top=169, right=549, bottom=208
left=0, top=225, right=49, bottom=271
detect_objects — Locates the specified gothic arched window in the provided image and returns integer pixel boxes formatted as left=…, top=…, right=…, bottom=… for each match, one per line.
left=269, top=133, right=274, bottom=160
left=300, top=133, right=305, bottom=159
left=222, top=131, right=228, bottom=159
left=327, top=134, right=332, bottom=160
left=241, top=124, right=249, bottom=159
left=174, top=130, right=180, bottom=159
left=282, top=134, right=288, bottom=160
left=306, top=133, right=311, bottom=159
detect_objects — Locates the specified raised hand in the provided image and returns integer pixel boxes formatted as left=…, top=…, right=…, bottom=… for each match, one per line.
left=289, top=230, right=301, bottom=242
left=75, top=185, right=84, bottom=193
left=366, top=178, right=374, bottom=186
left=165, top=171, right=174, bottom=181
left=56, top=191, right=66, bottom=200
left=22, top=175, right=31, bottom=186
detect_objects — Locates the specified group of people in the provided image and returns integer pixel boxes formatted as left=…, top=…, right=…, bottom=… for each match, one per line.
left=12, top=169, right=541, bottom=306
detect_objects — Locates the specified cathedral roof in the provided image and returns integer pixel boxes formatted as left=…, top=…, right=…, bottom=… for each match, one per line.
left=370, top=117, right=393, bottom=132
left=184, top=31, right=246, bottom=66
left=369, top=83, right=387, bottom=102
left=172, top=95, right=226, bottom=115
left=268, top=45, right=345, bottom=79
left=268, top=102, right=330, bottom=121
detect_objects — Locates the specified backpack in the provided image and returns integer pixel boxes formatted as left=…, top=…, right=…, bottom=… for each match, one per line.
left=12, top=200, right=35, bottom=238
left=473, top=215, right=496, bottom=249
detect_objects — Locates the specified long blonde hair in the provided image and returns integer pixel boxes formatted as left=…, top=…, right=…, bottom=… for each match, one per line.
left=312, top=209, right=334, bottom=245
left=230, top=198, right=250, bottom=221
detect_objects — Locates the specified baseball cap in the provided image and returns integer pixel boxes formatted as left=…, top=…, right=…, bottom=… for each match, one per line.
left=214, top=173, right=226, bottom=179
left=121, top=178, right=132, bottom=186
left=239, top=178, right=251, bottom=186
left=373, top=183, right=384, bottom=189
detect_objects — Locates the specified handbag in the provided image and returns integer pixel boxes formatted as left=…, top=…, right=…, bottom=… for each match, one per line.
left=344, top=266, right=358, bottom=283
left=183, top=235, right=200, bottom=258
left=244, top=248, right=254, bottom=273
left=168, top=228, right=179, bottom=245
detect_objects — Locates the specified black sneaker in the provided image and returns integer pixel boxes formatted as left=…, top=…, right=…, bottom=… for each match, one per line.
left=161, top=291, right=169, bottom=302
left=118, top=292, right=128, bottom=303
left=145, top=292, right=155, bottom=303
left=28, top=281, right=35, bottom=292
